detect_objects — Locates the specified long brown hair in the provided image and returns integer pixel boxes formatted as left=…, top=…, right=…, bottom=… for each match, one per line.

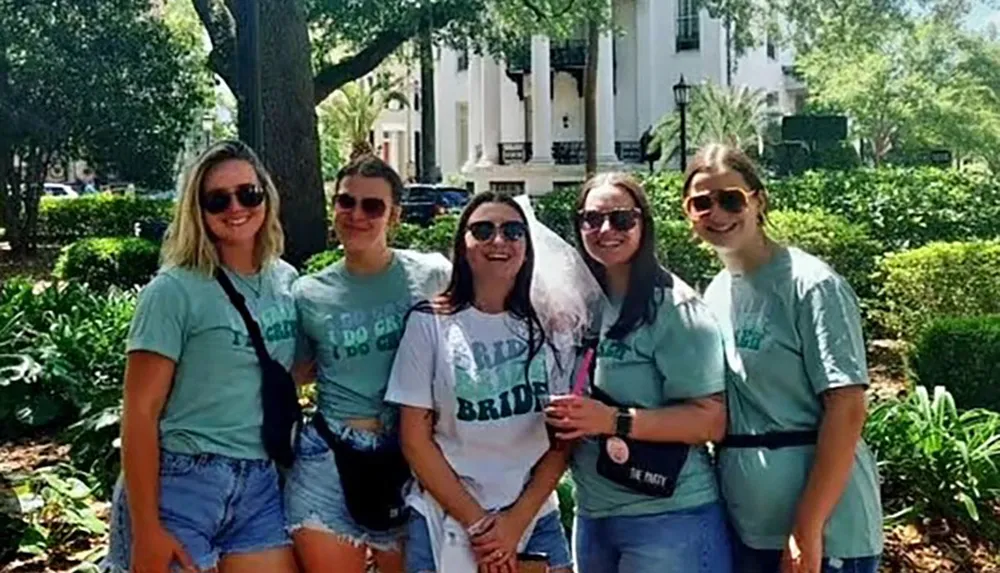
left=574, top=172, right=671, bottom=340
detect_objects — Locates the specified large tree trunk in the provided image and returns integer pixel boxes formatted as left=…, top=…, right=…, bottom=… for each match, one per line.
left=418, top=19, right=439, bottom=183
left=584, top=19, right=599, bottom=178
left=256, top=0, right=327, bottom=266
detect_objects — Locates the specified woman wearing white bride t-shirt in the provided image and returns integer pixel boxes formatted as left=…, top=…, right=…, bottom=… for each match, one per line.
left=386, top=192, right=574, bottom=573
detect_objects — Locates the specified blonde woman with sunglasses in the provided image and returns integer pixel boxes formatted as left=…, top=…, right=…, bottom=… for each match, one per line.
left=682, top=144, right=883, bottom=573
left=284, top=155, right=451, bottom=573
left=107, top=140, right=302, bottom=573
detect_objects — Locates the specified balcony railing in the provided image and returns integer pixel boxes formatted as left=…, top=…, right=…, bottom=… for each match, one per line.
left=616, top=141, right=642, bottom=164
left=506, top=39, right=590, bottom=74
left=553, top=141, right=586, bottom=165
left=499, top=142, right=534, bottom=165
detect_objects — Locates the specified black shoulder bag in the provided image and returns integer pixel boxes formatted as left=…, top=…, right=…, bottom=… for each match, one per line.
left=586, top=335, right=690, bottom=498
left=216, top=269, right=302, bottom=468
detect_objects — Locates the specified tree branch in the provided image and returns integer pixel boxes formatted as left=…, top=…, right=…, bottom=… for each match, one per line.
left=313, top=28, right=412, bottom=105
left=521, top=0, right=579, bottom=20
left=192, top=0, right=237, bottom=93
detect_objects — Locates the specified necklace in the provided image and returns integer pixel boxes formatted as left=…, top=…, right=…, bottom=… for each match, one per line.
left=228, top=268, right=265, bottom=298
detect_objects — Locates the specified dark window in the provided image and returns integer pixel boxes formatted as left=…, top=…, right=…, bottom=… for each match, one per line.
left=677, top=0, right=700, bottom=52
left=766, top=38, right=776, bottom=60
left=458, top=49, right=469, bottom=72
left=414, top=90, right=421, bottom=111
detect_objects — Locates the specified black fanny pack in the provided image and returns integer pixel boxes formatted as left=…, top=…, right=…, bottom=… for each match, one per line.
left=313, top=414, right=411, bottom=531
left=590, top=385, right=690, bottom=498
left=720, top=431, right=818, bottom=449
left=216, top=270, right=301, bottom=468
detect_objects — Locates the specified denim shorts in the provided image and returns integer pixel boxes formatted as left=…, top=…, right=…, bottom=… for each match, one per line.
left=406, top=510, right=572, bottom=573
left=574, top=501, right=734, bottom=573
left=283, top=419, right=406, bottom=551
left=106, top=451, right=290, bottom=571
left=734, top=542, right=881, bottom=573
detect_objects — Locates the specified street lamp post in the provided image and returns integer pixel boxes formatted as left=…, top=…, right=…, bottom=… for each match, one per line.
left=236, top=0, right=262, bottom=153
left=673, top=75, right=691, bottom=172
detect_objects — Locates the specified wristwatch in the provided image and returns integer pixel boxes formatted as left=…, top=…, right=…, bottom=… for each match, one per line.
left=614, top=407, right=635, bottom=438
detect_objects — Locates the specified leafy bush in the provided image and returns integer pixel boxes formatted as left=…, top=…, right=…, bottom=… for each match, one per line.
left=865, top=386, right=1000, bottom=533
left=655, top=218, right=720, bottom=288
left=767, top=210, right=883, bottom=304
left=54, top=237, right=160, bottom=292
left=769, top=167, right=1000, bottom=251
left=38, top=195, right=173, bottom=242
left=0, top=279, right=132, bottom=440
left=556, top=475, right=575, bottom=536
left=876, top=241, right=1000, bottom=340
left=304, top=247, right=344, bottom=274
left=13, top=465, right=107, bottom=565
left=911, top=316, right=1000, bottom=412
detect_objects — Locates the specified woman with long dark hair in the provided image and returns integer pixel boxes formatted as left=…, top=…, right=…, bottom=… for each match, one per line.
left=684, top=144, right=882, bottom=573
left=386, top=192, right=575, bottom=573
left=546, top=172, right=734, bottom=573
left=284, top=155, right=451, bottom=573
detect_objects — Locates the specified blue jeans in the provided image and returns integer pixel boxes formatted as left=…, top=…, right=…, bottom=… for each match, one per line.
left=734, top=543, right=881, bottom=573
left=107, top=451, right=290, bottom=571
left=575, top=501, right=734, bottom=573
left=283, top=420, right=406, bottom=551
left=406, top=510, right=573, bottom=573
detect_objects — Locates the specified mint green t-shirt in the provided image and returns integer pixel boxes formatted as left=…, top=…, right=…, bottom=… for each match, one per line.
left=294, top=249, right=451, bottom=422
left=571, top=275, right=729, bottom=518
left=704, top=246, right=883, bottom=558
left=127, top=260, right=300, bottom=460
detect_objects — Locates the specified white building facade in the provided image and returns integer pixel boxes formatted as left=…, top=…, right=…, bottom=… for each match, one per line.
left=429, top=0, right=801, bottom=194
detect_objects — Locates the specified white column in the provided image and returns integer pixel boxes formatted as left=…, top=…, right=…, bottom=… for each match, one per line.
left=464, top=54, right=482, bottom=170
left=597, top=28, right=618, bottom=163
left=635, top=0, right=654, bottom=133
left=528, top=35, right=553, bottom=164
left=477, top=57, right=501, bottom=167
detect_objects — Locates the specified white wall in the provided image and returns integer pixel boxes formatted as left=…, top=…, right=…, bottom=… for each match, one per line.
left=552, top=72, right=584, bottom=141
left=435, top=48, right=465, bottom=178
left=499, top=72, right=526, bottom=144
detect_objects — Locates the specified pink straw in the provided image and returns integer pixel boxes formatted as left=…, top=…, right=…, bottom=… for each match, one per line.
left=571, top=348, right=595, bottom=396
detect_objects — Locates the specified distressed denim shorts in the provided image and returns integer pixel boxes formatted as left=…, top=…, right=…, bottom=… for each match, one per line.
left=406, top=510, right=573, bottom=573
left=282, top=419, right=406, bottom=552
left=106, top=451, right=290, bottom=572
left=574, top=501, right=734, bottom=573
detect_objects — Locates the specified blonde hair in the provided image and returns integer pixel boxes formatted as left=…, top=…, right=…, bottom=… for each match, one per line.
left=161, top=140, right=284, bottom=275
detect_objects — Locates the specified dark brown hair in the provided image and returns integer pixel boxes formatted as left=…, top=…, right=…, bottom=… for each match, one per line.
left=574, top=172, right=671, bottom=340
left=334, top=154, right=404, bottom=205
left=682, top=143, right=769, bottom=222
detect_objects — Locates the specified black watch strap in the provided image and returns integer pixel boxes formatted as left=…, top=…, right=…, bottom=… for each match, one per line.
left=614, top=407, right=634, bottom=437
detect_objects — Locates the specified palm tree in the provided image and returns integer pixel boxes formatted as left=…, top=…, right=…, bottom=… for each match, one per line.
left=318, top=76, right=409, bottom=161
left=650, top=82, right=768, bottom=168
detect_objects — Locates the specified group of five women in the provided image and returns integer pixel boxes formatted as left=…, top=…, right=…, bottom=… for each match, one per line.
left=106, top=139, right=883, bottom=573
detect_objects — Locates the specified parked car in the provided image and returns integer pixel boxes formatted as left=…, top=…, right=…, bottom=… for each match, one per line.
left=42, top=183, right=79, bottom=199
left=401, top=184, right=470, bottom=225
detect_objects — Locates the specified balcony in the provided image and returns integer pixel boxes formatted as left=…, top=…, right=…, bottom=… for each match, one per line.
left=498, top=142, right=533, bottom=165
left=553, top=141, right=586, bottom=165
left=616, top=141, right=643, bottom=164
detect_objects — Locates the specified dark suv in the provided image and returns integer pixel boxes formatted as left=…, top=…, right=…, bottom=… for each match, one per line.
left=401, top=184, right=470, bottom=225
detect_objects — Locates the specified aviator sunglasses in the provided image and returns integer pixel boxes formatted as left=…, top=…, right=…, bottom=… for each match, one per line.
left=467, top=220, right=528, bottom=242
left=201, top=184, right=266, bottom=215
left=578, top=208, right=642, bottom=232
left=684, top=187, right=755, bottom=216
left=334, top=193, right=388, bottom=218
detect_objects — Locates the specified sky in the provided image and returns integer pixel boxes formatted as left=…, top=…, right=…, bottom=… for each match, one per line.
left=963, top=1, right=1000, bottom=31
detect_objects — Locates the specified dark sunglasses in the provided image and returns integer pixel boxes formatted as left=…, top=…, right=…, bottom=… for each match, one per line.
left=335, top=193, right=388, bottom=218
left=200, top=184, right=265, bottom=214
left=578, top=208, right=642, bottom=232
left=684, top=188, right=753, bottom=216
left=467, top=220, right=528, bottom=242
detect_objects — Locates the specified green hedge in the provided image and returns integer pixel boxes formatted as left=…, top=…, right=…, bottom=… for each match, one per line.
left=877, top=241, right=1000, bottom=340
left=38, top=195, right=173, bottom=242
left=911, top=316, right=1000, bottom=412
left=54, top=238, right=160, bottom=292
left=768, top=210, right=883, bottom=303
left=768, top=167, right=1000, bottom=251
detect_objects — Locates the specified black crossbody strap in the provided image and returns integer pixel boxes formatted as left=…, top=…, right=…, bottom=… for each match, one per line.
left=215, top=268, right=272, bottom=365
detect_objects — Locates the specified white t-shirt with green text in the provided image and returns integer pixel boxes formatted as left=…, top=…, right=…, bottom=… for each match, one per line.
left=386, top=307, right=572, bottom=511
